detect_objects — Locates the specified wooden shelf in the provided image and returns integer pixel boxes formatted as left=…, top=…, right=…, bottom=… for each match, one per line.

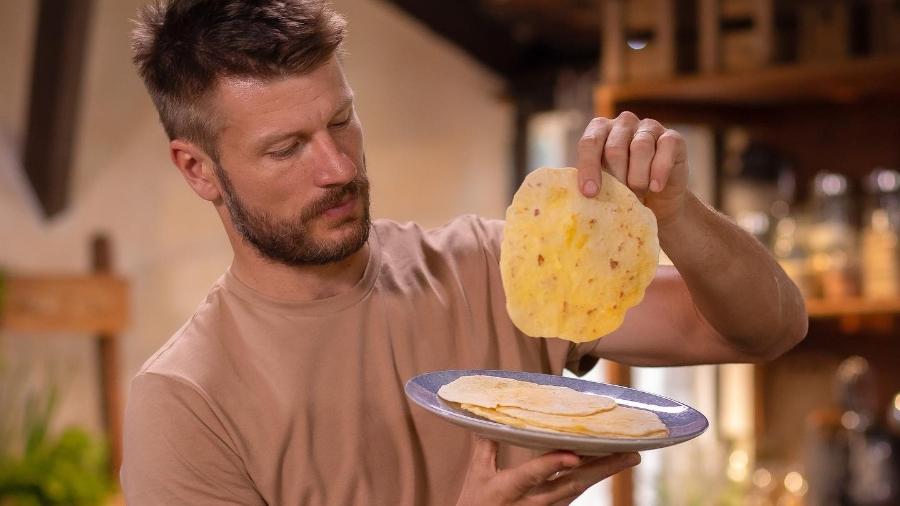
left=596, top=55, right=900, bottom=116
left=806, top=296, right=900, bottom=318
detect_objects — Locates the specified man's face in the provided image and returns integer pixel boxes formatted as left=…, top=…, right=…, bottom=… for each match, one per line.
left=210, top=57, right=370, bottom=266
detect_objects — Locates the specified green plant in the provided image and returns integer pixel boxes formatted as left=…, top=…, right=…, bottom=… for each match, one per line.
left=0, top=365, right=112, bottom=505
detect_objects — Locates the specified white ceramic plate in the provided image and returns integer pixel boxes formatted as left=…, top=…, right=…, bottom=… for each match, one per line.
left=405, top=369, right=708, bottom=456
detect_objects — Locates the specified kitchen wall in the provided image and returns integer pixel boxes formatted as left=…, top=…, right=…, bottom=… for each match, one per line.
left=0, top=0, right=513, bottom=433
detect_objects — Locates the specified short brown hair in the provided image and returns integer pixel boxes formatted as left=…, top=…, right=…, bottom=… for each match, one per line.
left=131, top=0, right=347, bottom=158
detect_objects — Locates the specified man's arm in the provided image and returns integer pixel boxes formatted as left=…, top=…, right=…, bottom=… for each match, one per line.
left=575, top=112, right=807, bottom=366
left=122, top=372, right=265, bottom=505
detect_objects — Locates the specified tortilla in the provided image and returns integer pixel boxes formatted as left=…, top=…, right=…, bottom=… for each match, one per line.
left=496, top=405, right=668, bottom=438
left=459, top=403, right=569, bottom=434
left=500, top=167, right=659, bottom=342
left=437, top=375, right=615, bottom=416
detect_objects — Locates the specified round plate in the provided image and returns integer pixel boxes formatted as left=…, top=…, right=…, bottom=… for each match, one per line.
left=404, top=369, right=708, bottom=456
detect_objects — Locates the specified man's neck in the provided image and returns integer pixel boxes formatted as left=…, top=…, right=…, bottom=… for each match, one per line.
left=229, top=242, right=370, bottom=302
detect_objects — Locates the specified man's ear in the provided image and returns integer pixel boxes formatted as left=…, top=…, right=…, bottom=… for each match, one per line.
left=170, top=139, right=222, bottom=202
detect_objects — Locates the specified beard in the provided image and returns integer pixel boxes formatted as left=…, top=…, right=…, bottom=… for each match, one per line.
left=214, top=163, right=371, bottom=266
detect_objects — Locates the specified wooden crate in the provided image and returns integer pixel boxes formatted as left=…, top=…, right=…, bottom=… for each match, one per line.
left=797, top=2, right=850, bottom=63
left=871, top=1, right=900, bottom=55
left=601, top=0, right=675, bottom=83
left=698, top=0, right=774, bottom=73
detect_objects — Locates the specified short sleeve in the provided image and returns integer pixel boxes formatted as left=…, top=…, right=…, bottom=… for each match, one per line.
left=467, top=215, right=505, bottom=262
left=121, top=372, right=265, bottom=506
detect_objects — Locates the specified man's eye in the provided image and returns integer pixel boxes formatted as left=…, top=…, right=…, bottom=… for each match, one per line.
left=268, top=143, right=298, bottom=160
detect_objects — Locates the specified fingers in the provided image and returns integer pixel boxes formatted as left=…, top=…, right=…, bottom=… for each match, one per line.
left=629, top=119, right=665, bottom=196
left=577, top=112, right=686, bottom=201
left=470, top=437, right=499, bottom=477
left=576, top=117, right=612, bottom=197
left=529, top=452, right=641, bottom=504
left=496, top=451, right=581, bottom=499
left=601, top=111, right=640, bottom=186
left=649, top=129, right=687, bottom=193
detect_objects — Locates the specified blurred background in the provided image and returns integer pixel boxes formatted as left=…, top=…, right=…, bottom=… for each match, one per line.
left=1, top=0, right=899, bottom=505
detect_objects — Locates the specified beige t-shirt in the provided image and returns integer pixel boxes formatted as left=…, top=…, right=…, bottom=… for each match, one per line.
left=122, top=216, right=597, bottom=505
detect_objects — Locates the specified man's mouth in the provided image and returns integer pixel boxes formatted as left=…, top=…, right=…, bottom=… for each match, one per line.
left=321, top=192, right=357, bottom=218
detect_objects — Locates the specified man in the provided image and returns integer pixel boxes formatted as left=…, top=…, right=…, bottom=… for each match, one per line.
left=122, top=1, right=808, bottom=504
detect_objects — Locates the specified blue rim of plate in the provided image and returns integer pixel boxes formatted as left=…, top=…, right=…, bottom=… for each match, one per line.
left=404, top=369, right=709, bottom=455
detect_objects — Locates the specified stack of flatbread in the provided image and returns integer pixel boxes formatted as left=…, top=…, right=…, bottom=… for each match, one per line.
left=438, top=375, right=668, bottom=439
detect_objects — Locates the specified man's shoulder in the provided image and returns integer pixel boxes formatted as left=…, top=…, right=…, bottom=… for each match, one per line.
left=136, top=281, right=231, bottom=387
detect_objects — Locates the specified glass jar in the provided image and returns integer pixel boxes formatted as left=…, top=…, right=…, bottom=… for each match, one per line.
left=772, top=214, right=813, bottom=299
left=806, top=172, right=858, bottom=299
left=860, top=168, right=900, bottom=299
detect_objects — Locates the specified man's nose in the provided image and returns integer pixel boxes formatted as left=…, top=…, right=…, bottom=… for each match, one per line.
left=311, top=133, right=356, bottom=187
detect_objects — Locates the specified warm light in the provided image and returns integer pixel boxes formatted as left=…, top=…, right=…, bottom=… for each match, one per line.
left=752, top=468, right=772, bottom=488
left=729, top=449, right=749, bottom=468
left=737, top=212, right=770, bottom=236
left=894, top=393, right=900, bottom=411
left=872, top=209, right=891, bottom=231
left=771, top=200, right=790, bottom=219
left=727, top=450, right=750, bottom=482
left=876, top=170, right=899, bottom=192
left=821, top=174, right=847, bottom=195
left=874, top=440, right=892, bottom=459
left=841, top=410, right=860, bottom=430
left=727, top=465, right=748, bottom=482
left=784, top=471, right=806, bottom=495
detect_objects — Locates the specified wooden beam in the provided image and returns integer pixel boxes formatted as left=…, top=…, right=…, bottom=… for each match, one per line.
left=23, top=0, right=93, bottom=217
left=380, top=0, right=524, bottom=78
left=92, top=234, right=124, bottom=480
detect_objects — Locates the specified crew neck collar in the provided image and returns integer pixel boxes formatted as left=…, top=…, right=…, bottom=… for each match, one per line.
left=220, top=226, right=382, bottom=316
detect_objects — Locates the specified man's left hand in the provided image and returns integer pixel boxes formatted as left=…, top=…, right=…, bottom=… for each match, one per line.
left=575, top=111, right=689, bottom=226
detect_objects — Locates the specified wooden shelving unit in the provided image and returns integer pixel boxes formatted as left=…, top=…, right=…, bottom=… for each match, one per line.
left=596, top=55, right=900, bottom=506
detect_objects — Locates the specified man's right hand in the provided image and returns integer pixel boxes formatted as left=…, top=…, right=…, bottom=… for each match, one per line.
left=456, top=437, right=640, bottom=506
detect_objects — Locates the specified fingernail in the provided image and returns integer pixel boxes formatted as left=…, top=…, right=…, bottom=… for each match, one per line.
left=625, top=453, right=641, bottom=466
left=583, top=179, right=599, bottom=196
left=649, top=179, right=661, bottom=193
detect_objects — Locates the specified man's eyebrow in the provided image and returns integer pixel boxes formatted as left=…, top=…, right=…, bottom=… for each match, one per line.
left=255, top=130, right=302, bottom=151
left=333, top=95, right=354, bottom=115
left=254, top=96, right=355, bottom=152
